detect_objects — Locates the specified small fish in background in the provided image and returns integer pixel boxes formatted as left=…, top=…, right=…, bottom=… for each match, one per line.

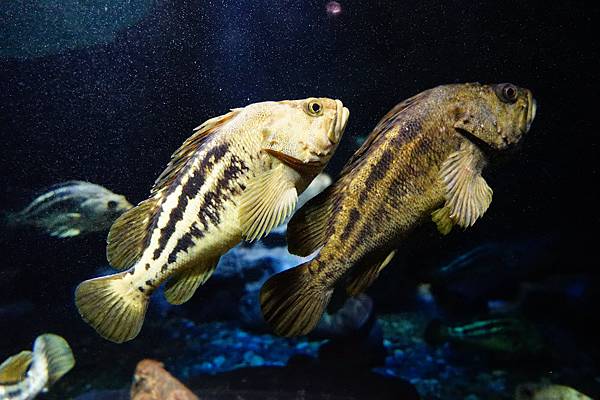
left=76, top=98, right=349, bottom=343
left=0, top=334, right=75, bottom=400
left=261, top=82, right=536, bottom=336
left=424, top=317, right=546, bottom=359
left=5, top=181, right=132, bottom=238
left=515, top=382, right=592, bottom=400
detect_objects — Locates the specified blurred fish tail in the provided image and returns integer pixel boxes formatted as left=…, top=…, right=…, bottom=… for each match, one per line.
left=1, top=211, right=22, bottom=228
left=0, top=334, right=74, bottom=399
left=33, top=334, right=75, bottom=386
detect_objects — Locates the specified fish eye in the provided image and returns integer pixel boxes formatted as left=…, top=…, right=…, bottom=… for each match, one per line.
left=306, top=100, right=323, bottom=116
left=496, top=83, right=518, bottom=103
left=107, top=200, right=118, bottom=209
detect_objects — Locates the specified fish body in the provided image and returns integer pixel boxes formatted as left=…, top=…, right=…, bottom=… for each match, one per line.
left=424, top=317, right=545, bottom=357
left=76, top=98, right=349, bottom=343
left=5, top=181, right=132, bottom=238
left=261, top=83, right=536, bottom=336
left=0, top=334, right=75, bottom=400
left=516, top=383, right=592, bottom=400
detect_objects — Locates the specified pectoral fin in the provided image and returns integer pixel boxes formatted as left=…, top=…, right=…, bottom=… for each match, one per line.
left=239, top=164, right=298, bottom=242
left=346, top=250, right=396, bottom=296
left=438, top=142, right=492, bottom=229
left=0, top=351, right=32, bottom=384
left=164, top=257, right=220, bottom=305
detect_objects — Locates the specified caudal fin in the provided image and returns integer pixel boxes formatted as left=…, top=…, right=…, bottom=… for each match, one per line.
left=260, top=262, right=332, bottom=337
left=75, top=272, right=149, bottom=343
left=33, top=334, right=75, bottom=386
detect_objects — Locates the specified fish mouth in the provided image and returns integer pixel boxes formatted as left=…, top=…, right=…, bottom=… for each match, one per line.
left=524, top=90, right=537, bottom=133
left=328, top=99, right=350, bottom=144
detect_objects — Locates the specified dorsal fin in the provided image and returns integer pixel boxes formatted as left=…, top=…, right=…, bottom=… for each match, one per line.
left=287, top=185, right=338, bottom=257
left=151, top=110, right=240, bottom=196
left=340, top=89, right=431, bottom=177
left=107, top=109, right=240, bottom=270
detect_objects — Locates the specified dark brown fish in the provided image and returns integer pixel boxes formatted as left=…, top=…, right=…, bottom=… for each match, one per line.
left=260, top=83, right=537, bottom=336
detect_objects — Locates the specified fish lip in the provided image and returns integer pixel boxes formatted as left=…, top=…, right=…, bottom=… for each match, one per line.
left=525, top=90, right=536, bottom=133
left=328, top=99, right=349, bottom=144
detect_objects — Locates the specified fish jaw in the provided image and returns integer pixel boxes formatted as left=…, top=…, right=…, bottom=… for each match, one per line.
left=524, top=89, right=537, bottom=133
left=327, top=99, right=350, bottom=144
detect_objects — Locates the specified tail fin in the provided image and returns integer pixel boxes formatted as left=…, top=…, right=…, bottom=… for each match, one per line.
left=1, top=211, right=22, bottom=228
left=0, top=351, right=33, bottom=384
left=260, top=262, right=332, bottom=337
left=75, top=271, right=149, bottom=343
left=33, top=334, right=75, bottom=386
left=423, top=319, right=446, bottom=346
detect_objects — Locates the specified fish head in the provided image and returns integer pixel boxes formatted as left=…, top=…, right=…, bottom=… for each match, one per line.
left=258, top=98, right=349, bottom=175
left=451, top=83, right=536, bottom=151
left=105, top=194, right=133, bottom=216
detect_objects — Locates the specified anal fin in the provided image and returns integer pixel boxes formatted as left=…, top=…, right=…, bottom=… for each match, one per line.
left=164, top=257, right=220, bottom=305
left=0, top=351, right=32, bottom=384
left=431, top=206, right=454, bottom=235
left=346, top=250, right=396, bottom=296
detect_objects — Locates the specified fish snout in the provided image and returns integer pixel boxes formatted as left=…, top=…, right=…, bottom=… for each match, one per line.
left=525, top=90, right=537, bottom=133
left=327, top=99, right=349, bottom=144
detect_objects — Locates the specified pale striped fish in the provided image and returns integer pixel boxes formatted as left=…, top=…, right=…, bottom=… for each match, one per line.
left=0, top=334, right=75, bottom=400
left=5, top=181, right=132, bottom=238
left=75, top=97, right=349, bottom=343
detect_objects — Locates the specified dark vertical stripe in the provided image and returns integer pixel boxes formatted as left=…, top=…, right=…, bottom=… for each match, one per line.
left=165, top=156, right=249, bottom=265
left=340, top=208, right=361, bottom=241
left=152, top=143, right=229, bottom=260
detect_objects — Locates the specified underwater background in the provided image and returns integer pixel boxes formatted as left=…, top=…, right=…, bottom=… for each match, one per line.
left=0, top=1, right=598, bottom=399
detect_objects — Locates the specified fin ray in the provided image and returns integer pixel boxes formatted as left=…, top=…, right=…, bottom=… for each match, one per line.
left=240, top=164, right=298, bottom=242
left=164, top=257, right=220, bottom=305
left=346, top=250, right=396, bottom=296
left=260, top=262, right=332, bottom=337
left=34, top=334, right=75, bottom=386
left=151, top=110, right=239, bottom=195
left=0, top=351, right=33, bottom=384
left=75, top=272, right=149, bottom=343
left=439, top=142, right=492, bottom=228
left=287, top=186, right=335, bottom=257
left=106, top=198, right=159, bottom=270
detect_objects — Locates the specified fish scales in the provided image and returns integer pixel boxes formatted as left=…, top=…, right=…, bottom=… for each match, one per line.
left=75, top=98, right=350, bottom=343
left=261, top=83, right=536, bottom=337
left=141, top=139, right=256, bottom=289
left=321, top=95, right=461, bottom=275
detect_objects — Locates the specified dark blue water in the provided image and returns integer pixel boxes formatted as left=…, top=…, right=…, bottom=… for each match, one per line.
left=1, top=1, right=597, bottom=399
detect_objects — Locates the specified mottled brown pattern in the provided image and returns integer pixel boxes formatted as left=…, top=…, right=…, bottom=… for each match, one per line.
left=294, top=82, right=534, bottom=304
left=318, top=84, right=528, bottom=284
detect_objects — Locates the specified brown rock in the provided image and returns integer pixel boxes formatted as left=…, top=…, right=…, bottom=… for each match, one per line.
left=130, top=359, right=199, bottom=400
